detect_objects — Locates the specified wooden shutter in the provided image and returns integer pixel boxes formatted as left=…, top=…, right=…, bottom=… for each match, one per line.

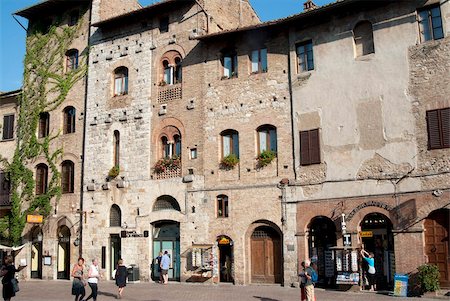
left=427, top=108, right=449, bottom=149
left=2, top=115, right=14, bottom=140
left=441, top=108, right=450, bottom=148
left=310, top=129, right=321, bottom=164
left=300, top=131, right=311, bottom=165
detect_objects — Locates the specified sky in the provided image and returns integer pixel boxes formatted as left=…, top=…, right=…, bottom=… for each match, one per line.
left=0, top=0, right=333, bottom=92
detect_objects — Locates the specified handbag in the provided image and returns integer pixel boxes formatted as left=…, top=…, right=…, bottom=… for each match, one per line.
left=11, top=278, right=19, bottom=293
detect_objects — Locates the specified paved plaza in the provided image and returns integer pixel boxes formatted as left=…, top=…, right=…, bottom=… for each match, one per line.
left=13, top=280, right=443, bottom=301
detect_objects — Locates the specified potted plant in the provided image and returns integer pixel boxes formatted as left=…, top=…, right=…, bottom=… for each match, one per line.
left=256, top=150, right=277, bottom=168
left=108, top=165, right=120, bottom=180
left=220, top=154, right=239, bottom=169
left=153, top=155, right=181, bottom=174
left=417, top=264, right=440, bottom=294
left=158, top=80, right=167, bottom=86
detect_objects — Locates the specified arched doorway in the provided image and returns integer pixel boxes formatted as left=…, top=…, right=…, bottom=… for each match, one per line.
left=57, top=225, right=71, bottom=279
left=424, top=209, right=449, bottom=287
left=250, top=225, right=282, bottom=284
left=308, top=216, right=337, bottom=285
left=30, top=227, right=43, bottom=279
left=152, top=221, right=180, bottom=281
left=360, top=213, right=395, bottom=288
left=217, top=235, right=233, bottom=283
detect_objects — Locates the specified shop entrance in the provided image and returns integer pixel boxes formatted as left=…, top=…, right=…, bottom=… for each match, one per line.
left=152, top=221, right=180, bottom=281
left=57, top=226, right=71, bottom=279
left=30, top=227, right=43, bottom=279
left=360, top=213, right=395, bottom=288
left=251, top=226, right=282, bottom=284
left=308, top=216, right=337, bottom=286
left=217, top=235, right=233, bottom=283
left=110, top=234, right=121, bottom=279
left=424, top=209, right=449, bottom=288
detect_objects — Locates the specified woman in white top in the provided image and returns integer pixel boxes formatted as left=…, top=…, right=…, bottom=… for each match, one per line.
left=86, top=258, right=101, bottom=301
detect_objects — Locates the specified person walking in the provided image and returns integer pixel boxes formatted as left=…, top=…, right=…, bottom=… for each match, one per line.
left=86, top=258, right=101, bottom=301
left=115, top=259, right=127, bottom=299
left=71, top=257, right=86, bottom=301
left=304, top=259, right=317, bottom=301
left=0, top=255, right=26, bottom=301
left=160, top=251, right=171, bottom=285
left=361, top=249, right=376, bottom=291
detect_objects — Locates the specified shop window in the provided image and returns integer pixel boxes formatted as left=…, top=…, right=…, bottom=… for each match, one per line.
left=296, top=40, right=314, bottom=72
left=251, top=48, right=268, bottom=73
left=299, top=129, right=320, bottom=166
left=160, top=51, right=182, bottom=85
left=63, top=106, right=76, bottom=134
left=38, top=112, right=50, bottom=138
left=221, top=50, right=238, bottom=79
left=426, top=108, right=449, bottom=149
left=220, top=130, right=239, bottom=158
left=61, top=160, right=74, bottom=194
left=113, top=130, right=120, bottom=167
left=2, top=114, right=14, bottom=140
left=65, top=49, right=79, bottom=71
left=35, top=163, right=48, bottom=195
left=418, top=5, right=444, bottom=42
left=353, top=20, right=375, bottom=57
left=257, top=125, right=277, bottom=153
left=217, top=195, right=229, bottom=218
left=110, top=204, right=121, bottom=227
left=114, top=67, right=128, bottom=96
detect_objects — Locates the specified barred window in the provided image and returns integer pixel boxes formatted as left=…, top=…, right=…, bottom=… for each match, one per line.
left=110, top=205, right=121, bottom=227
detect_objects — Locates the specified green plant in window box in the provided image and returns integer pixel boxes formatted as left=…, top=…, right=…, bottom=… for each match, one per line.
left=158, top=80, right=167, bottom=86
left=220, top=154, right=239, bottom=169
left=417, top=264, right=440, bottom=292
left=153, top=155, right=181, bottom=174
left=257, top=150, right=276, bottom=168
left=108, top=166, right=120, bottom=180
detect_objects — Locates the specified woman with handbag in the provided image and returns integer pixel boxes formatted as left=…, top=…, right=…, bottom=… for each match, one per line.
left=0, top=255, right=26, bottom=301
left=71, top=257, right=86, bottom=301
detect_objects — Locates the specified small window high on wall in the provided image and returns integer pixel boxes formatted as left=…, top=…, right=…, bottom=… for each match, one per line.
left=217, top=195, right=229, bottom=218
left=160, top=51, right=182, bottom=85
left=250, top=48, right=268, bottom=73
left=418, top=5, right=444, bottom=42
left=353, top=20, right=375, bottom=57
left=110, top=205, right=121, bottom=227
left=61, top=160, right=74, bottom=194
left=221, top=50, right=238, bottom=78
left=299, top=129, right=321, bottom=166
left=65, top=49, right=79, bottom=71
left=114, top=67, right=128, bottom=96
left=114, top=130, right=120, bottom=167
left=35, top=163, right=48, bottom=195
left=63, top=107, right=76, bottom=134
left=221, top=130, right=239, bottom=158
left=257, top=125, right=277, bottom=154
left=38, top=112, right=50, bottom=138
left=426, top=108, right=449, bottom=150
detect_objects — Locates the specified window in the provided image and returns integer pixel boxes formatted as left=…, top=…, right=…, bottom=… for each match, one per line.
left=160, top=52, right=182, bottom=85
left=418, top=5, right=444, bottom=42
left=160, top=126, right=181, bottom=159
left=63, top=106, right=76, bottom=134
left=35, top=164, right=48, bottom=195
left=2, top=115, right=14, bottom=140
left=217, top=195, right=229, bottom=218
left=353, top=21, right=375, bottom=57
left=65, top=49, right=79, bottom=71
left=0, top=172, right=11, bottom=206
left=190, top=148, right=198, bottom=159
left=221, top=130, right=239, bottom=158
left=299, top=129, right=320, bottom=166
left=159, top=16, right=169, bottom=33
left=61, top=161, right=74, bottom=194
left=114, top=67, right=128, bottom=96
left=68, top=10, right=79, bottom=26
left=251, top=48, right=268, bottom=73
left=153, top=196, right=181, bottom=212
left=114, top=130, right=120, bottom=167
left=110, top=204, right=121, bottom=227
left=221, top=50, right=238, bottom=78
left=426, top=108, right=449, bottom=150
left=38, top=112, right=50, bottom=138
left=296, top=40, right=314, bottom=72
left=257, top=125, right=277, bottom=153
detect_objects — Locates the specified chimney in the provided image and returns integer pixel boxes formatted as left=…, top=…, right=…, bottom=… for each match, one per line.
left=303, top=0, right=318, bottom=11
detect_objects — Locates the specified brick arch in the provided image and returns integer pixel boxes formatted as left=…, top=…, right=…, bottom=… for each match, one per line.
left=152, top=117, right=185, bottom=145
left=346, top=206, right=395, bottom=232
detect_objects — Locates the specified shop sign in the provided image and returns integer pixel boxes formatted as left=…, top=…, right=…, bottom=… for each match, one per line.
left=26, top=214, right=43, bottom=223
left=218, top=236, right=230, bottom=245
left=343, top=234, right=352, bottom=246
left=346, top=201, right=393, bottom=221
left=336, top=272, right=359, bottom=285
left=120, top=230, right=145, bottom=238
left=360, top=231, right=373, bottom=238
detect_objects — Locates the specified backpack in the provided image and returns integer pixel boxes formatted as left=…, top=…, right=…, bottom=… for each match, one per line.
left=311, top=269, right=318, bottom=284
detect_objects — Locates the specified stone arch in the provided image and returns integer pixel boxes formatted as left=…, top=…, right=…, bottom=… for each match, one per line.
left=153, top=195, right=181, bottom=212
left=346, top=202, right=395, bottom=231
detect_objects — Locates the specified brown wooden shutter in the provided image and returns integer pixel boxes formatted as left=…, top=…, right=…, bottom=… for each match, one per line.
left=300, top=131, right=310, bottom=165
left=2, top=115, right=14, bottom=140
left=310, top=129, right=321, bottom=164
left=427, top=110, right=441, bottom=149
left=441, top=108, right=450, bottom=148
left=61, top=164, right=69, bottom=193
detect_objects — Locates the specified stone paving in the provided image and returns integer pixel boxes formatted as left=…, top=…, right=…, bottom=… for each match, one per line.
left=13, top=280, right=443, bottom=301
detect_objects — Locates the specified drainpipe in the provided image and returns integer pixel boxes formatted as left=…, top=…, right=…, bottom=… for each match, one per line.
left=286, top=31, right=297, bottom=181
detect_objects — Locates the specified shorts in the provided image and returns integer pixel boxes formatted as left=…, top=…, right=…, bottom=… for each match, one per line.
left=367, top=273, right=376, bottom=286
left=161, top=269, right=168, bottom=275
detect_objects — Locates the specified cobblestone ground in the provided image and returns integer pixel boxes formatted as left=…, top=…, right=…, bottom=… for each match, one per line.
left=14, top=281, right=440, bottom=301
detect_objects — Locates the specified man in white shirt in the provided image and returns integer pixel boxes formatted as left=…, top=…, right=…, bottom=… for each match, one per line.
left=160, top=251, right=171, bottom=285
left=86, top=258, right=101, bottom=301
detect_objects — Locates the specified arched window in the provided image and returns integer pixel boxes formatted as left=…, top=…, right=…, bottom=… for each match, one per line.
left=36, top=163, right=48, bottom=195
left=114, top=67, right=128, bottom=96
left=217, top=195, right=229, bottom=218
left=38, top=112, right=50, bottom=138
left=110, top=205, right=121, bottom=227
left=160, top=51, right=182, bottom=85
left=61, top=160, right=74, bottom=194
left=257, top=125, right=277, bottom=154
left=353, top=21, right=375, bottom=57
left=160, top=126, right=181, bottom=159
left=221, top=130, right=239, bottom=158
left=63, top=106, right=76, bottom=134
left=65, top=49, right=79, bottom=71
left=113, top=130, right=120, bottom=167
left=153, top=195, right=181, bottom=211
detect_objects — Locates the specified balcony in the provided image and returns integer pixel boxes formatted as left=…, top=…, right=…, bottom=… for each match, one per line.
left=158, top=83, right=182, bottom=103
left=154, top=167, right=181, bottom=180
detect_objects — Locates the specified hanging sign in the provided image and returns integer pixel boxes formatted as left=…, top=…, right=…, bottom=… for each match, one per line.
left=27, top=215, right=43, bottom=223
left=218, top=236, right=230, bottom=245
left=360, top=231, right=373, bottom=238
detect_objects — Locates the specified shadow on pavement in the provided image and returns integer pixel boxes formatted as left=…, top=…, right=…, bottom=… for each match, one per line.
left=98, top=290, right=118, bottom=298
left=253, top=296, right=281, bottom=301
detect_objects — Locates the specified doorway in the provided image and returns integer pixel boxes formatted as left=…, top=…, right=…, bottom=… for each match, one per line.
left=360, top=213, right=395, bottom=288
left=217, top=235, right=233, bottom=283
left=110, top=234, right=121, bottom=279
left=251, top=226, right=282, bottom=284
left=57, top=226, right=71, bottom=279
left=424, top=209, right=449, bottom=288
left=152, top=221, right=180, bottom=281
left=30, top=227, right=43, bottom=279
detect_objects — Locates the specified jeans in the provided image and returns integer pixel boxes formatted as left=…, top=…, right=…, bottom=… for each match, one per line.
left=86, top=282, right=98, bottom=301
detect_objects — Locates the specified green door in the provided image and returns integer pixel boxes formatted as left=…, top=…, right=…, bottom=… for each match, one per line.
left=152, top=222, right=180, bottom=281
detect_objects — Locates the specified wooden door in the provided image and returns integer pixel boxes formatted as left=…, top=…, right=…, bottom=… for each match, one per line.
left=251, top=227, right=282, bottom=283
left=425, top=210, right=449, bottom=288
